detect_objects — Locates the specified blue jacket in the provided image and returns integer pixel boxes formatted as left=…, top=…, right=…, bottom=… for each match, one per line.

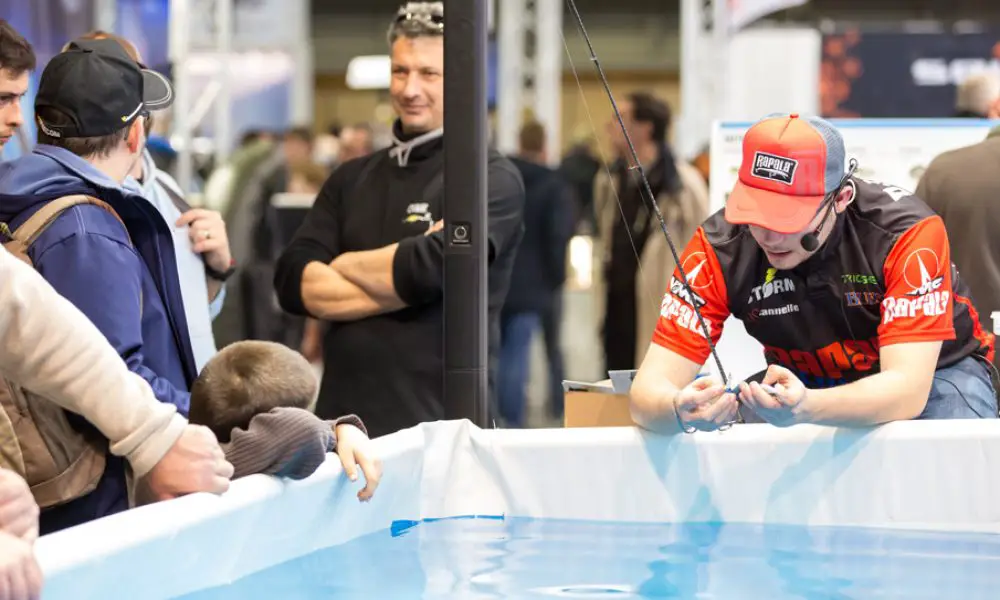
left=0, top=146, right=197, bottom=414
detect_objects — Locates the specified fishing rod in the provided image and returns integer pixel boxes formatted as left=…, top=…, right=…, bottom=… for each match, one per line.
left=563, top=0, right=732, bottom=391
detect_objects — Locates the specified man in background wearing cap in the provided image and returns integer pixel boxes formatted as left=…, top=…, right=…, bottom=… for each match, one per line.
left=629, top=113, right=996, bottom=434
left=70, top=30, right=233, bottom=374
left=0, top=39, right=213, bottom=532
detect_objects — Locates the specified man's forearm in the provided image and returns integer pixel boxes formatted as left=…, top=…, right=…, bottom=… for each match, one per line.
left=803, top=370, right=928, bottom=426
left=629, top=344, right=706, bottom=435
left=629, top=361, right=690, bottom=435
left=0, top=248, right=185, bottom=478
left=302, top=261, right=403, bottom=321
left=330, top=244, right=401, bottom=302
left=630, top=382, right=686, bottom=435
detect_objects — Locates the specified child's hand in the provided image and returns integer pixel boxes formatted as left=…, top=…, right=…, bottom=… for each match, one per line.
left=334, top=424, right=381, bottom=502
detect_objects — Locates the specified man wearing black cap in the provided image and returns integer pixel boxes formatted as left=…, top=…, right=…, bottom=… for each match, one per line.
left=0, top=39, right=207, bottom=532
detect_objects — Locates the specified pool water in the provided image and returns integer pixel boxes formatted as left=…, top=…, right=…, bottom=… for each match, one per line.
left=182, top=516, right=1000, bottom=599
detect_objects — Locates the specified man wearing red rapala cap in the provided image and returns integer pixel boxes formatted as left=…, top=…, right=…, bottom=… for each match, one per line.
left=630, top=113, right=997, bottom=434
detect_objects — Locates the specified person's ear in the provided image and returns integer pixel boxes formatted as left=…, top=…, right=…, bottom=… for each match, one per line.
left=834, top=181, right=855, bottom=213
left=126, top=120, right=142, bottom=153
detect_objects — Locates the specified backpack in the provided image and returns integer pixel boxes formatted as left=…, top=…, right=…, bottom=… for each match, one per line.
left=0, top=195, right=130, bottom=509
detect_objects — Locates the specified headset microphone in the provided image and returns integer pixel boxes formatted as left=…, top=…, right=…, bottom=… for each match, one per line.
left=799, top=192, right=838, bottom=252
left=800, top=226, right=822, bottom=252
left=800, top=159, right=859, bottom=253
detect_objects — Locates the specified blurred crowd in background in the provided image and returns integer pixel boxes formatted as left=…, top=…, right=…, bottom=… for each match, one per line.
left=5, top=0, right=1000, bottom=436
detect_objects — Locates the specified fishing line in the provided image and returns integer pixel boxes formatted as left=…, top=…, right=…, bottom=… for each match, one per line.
left=562, top=0, right=731, bottom=389
left=558, top=24, right=660, bottom=317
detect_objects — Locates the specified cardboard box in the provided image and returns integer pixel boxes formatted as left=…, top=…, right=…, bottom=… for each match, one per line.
left=562, top=379, right=636, bottom=428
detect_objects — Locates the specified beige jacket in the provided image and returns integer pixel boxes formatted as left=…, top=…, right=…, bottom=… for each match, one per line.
left=0, top=245, right=185, bottom=478
left=593, top=160, right=710, bottom=366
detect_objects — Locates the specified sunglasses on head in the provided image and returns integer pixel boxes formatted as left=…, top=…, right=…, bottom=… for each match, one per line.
left=396, top=11, right=444, bottom=28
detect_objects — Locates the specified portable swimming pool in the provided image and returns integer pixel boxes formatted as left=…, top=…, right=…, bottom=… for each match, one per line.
left=36, top=420, right=1000, bottom=599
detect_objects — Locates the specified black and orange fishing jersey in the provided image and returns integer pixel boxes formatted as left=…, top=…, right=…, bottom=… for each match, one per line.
left=653, top=178, right=995, bottom=388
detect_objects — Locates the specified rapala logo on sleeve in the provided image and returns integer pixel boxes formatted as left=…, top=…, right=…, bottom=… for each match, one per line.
left=902, top=248, right=944, bottom=297
left=679, top=252, right=714, bottom=289
left=660, top=294, right=712, bottom=338
left=751, top=151, right=798, bottom=185
left=669, top=277, right=705, bottom=308
left=667, top=251, right=714, bottom=308
left=882, top=292, right=949, bottom=325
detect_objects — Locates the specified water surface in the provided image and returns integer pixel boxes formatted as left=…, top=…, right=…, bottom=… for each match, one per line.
left=184, top=516, right=1000, bottom=599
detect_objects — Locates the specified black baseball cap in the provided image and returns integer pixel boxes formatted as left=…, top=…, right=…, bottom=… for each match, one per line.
left=35, top=38, right=173, bottom=139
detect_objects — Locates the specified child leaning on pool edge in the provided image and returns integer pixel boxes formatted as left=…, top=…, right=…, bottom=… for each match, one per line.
left=187, top=341, right=381, bottom=501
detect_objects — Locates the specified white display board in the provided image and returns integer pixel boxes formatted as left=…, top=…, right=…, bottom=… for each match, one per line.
left=721, top=28, right=821, bottom=126
left=704, top=119, right=999, bottom=381
left=678, top=24, right=822, bottom=159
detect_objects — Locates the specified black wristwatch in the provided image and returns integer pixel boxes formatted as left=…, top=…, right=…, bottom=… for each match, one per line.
left=206, top=258, right=237, bottom=282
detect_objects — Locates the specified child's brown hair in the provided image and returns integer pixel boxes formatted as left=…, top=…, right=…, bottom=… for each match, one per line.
left=189, top=341, right=319, bottom=442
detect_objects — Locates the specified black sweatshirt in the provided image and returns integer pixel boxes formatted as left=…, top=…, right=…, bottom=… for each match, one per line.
left=502, top=157, right=577, bottom=315
left=274, top=124, right=525, bottom=438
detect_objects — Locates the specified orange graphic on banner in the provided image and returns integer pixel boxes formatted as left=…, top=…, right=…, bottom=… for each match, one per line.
left=820, top=28, right=863, bottom=117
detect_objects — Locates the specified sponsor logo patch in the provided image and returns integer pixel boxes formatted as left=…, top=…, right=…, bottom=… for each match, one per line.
left=660, top=294, right=713, bottom=338
left=841, top=273, right=878, bottom=286
left=403, top=202, right=433, bottom=225
left=667, top=251, right=715, bottom=308
left=902, top=248, right=944, bottom=297
left=670, top=277, right=705, bottom=308
left=882, top=292, right=949, bottom=325
left=844, top=291, right=884, bottom=307
left=679, top=252, right=714, bottom=290
left=751, top=151, right=797, bottom=185
left=748, top=268, right=796, bottom=304
left=747, top=303, right=800, bottom=321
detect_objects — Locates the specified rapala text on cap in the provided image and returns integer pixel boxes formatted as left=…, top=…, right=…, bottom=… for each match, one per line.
left=751, top=151, right=798, bottom=185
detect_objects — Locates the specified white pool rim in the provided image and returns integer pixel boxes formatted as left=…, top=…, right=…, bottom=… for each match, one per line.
left=36, top=419, right=1000, bottom=599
